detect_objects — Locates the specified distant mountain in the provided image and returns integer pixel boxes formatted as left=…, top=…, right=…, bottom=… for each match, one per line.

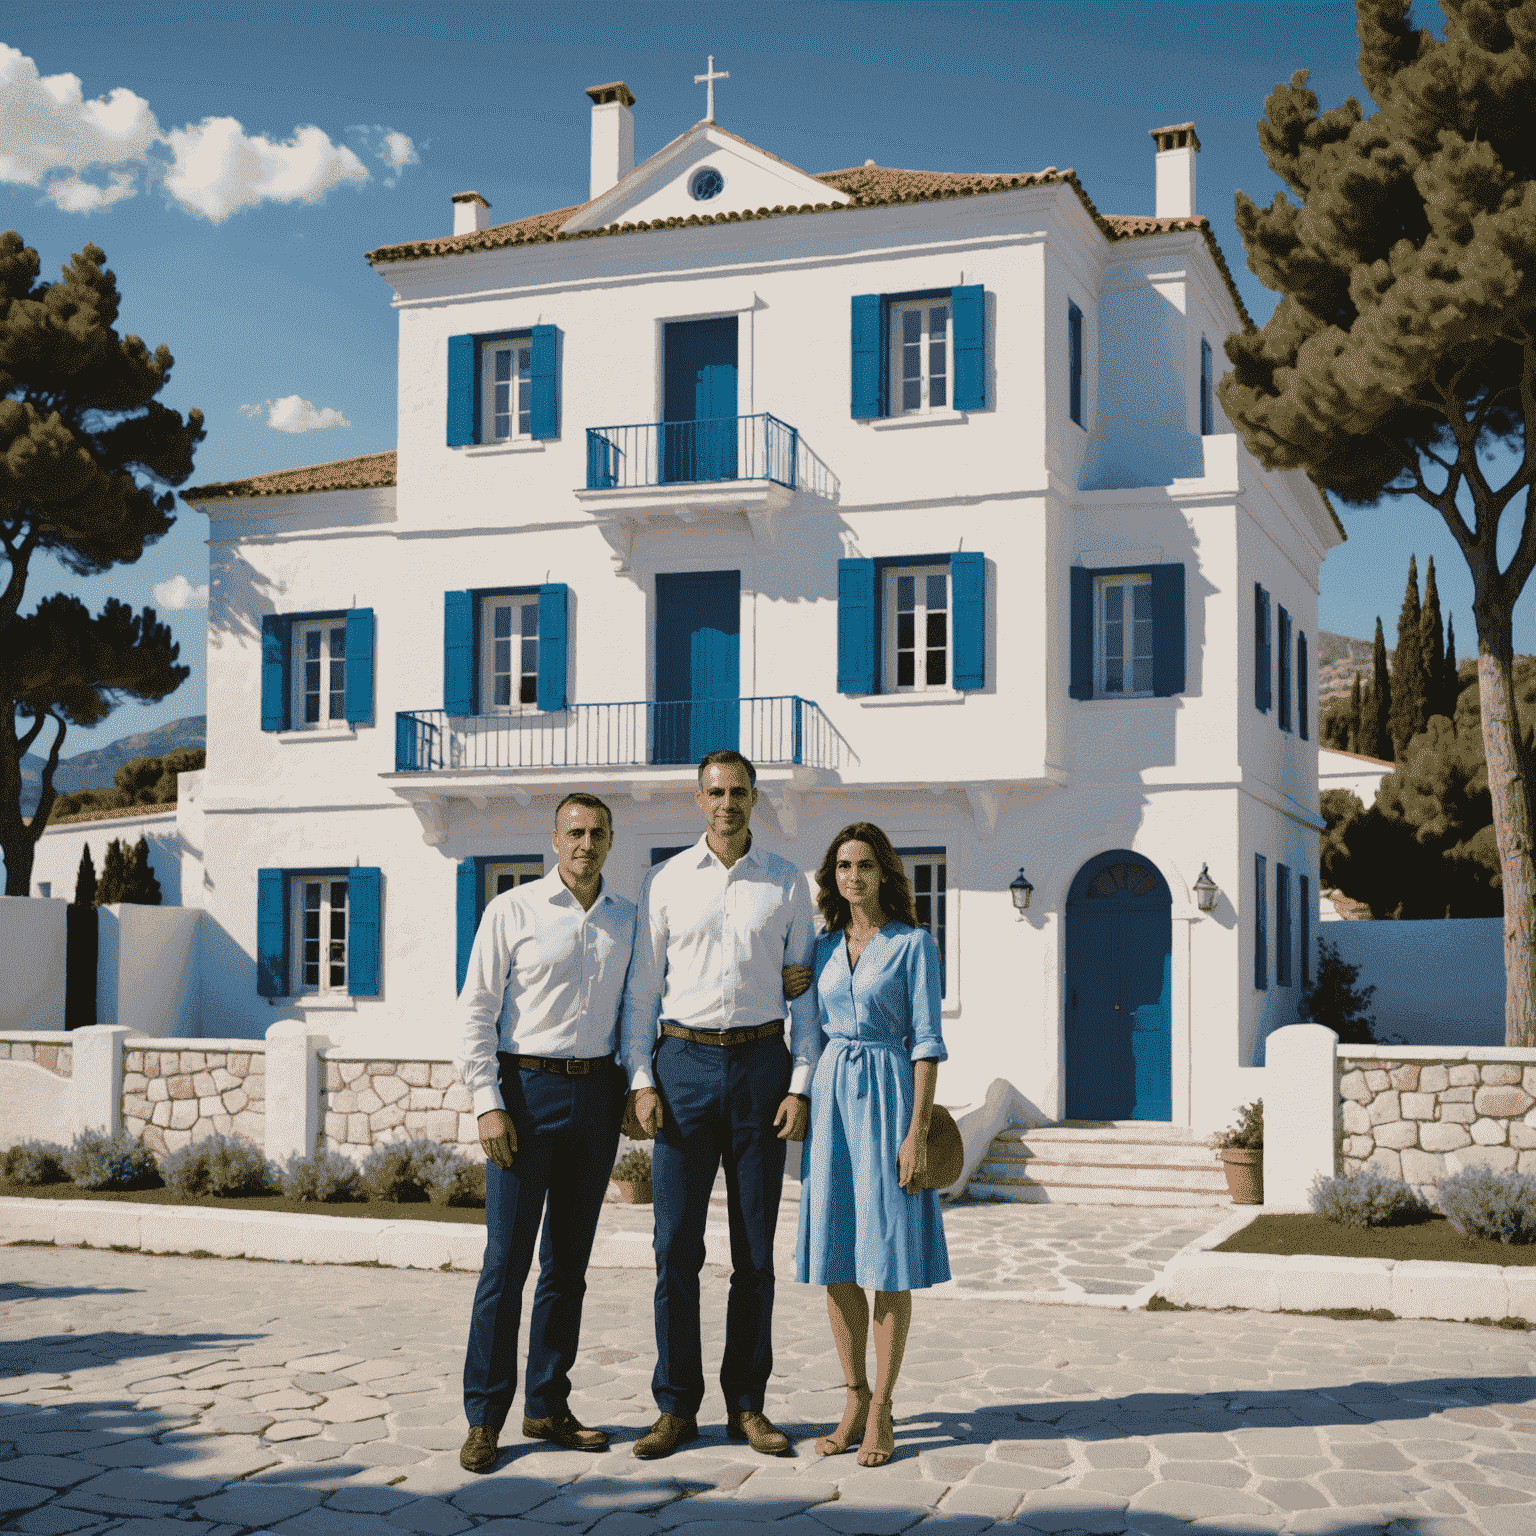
left=19, top=716, right=206, bottom=818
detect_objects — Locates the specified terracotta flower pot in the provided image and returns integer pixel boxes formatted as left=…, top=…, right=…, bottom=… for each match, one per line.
left=1219, top=1147, right=1264, bottom=1205
left=611, top=1177, right=652, bottom=1205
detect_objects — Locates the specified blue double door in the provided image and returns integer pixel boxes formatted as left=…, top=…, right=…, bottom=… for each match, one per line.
left=1064, top=851, right=1173, bottom=1121
left=662, top=317, right=738, bottom=484
left=654, top=570, right=739, bottom=765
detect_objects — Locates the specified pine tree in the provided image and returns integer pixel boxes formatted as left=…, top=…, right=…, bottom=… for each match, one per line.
left=121, top=836, right=161, bottom=905
left=1367, top=618, right=1393, bottom=760
left=1442, top=615, right=1460, bottom=723
left=1348, top=672, right=1362, bottom=753
left=72, top=845, right=96, bottom=907
left=1390, top=555, right=1428, bottom=757
left=96, top=839, right=126, bottom=906
left=1420, top=556, right=1446, bottom=718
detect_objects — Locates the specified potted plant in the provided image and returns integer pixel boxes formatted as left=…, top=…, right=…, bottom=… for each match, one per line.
left=1208, top=1100, right=1263, bottom=1204
left=611, top=1148, right=652, bottom=1205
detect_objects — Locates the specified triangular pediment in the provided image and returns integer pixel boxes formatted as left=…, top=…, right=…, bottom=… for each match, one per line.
left=561, top=122, right=850, bottom=234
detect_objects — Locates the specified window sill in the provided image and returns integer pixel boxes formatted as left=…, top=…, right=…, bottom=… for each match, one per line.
left=868, top=412, right=968, bottom=431
left=1076, top=695, right=1173, bottom=707
left=292, top=995, right=359, bottom=1011
left=463, top=439, right=548, bottom=456
left=858, top=691, right=968, bottom=707
left=275, top=725, right=357, bottom=743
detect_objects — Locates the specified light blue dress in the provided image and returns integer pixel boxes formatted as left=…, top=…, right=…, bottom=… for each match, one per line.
left=795, top=923, right=950, bottom=1291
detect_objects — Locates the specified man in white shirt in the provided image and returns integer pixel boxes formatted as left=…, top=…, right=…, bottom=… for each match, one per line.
left=620, top=750, right=817, bottom=1459
left=456, top=792, right=636, bottom=1474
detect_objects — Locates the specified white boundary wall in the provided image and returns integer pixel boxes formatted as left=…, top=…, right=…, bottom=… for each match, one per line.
left=0, top=896, right=67, bottom=1031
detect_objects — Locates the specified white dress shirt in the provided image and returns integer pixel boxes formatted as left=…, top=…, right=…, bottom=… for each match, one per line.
left=456, top=867, right=638, bottom=1117
left=619, top=834, right=818, bottom=1095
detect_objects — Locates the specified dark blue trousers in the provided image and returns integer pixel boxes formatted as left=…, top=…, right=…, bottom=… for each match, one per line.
left=650, top=1034, right=791, bottom=1418
left=463, top=1059, right=623, bottom=1430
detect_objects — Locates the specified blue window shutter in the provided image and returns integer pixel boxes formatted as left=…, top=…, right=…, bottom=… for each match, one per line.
left=447, top=334, right=476, bottom=447
left=1255, top=585, right=1272, bottom=713
left=1278, top=606, right=1292, bottom=730
left=456, top=859, right=478, bottom=994
left=951, top=551, right=985, bottom=690
left=537, top=582, right=569, bottom=712
left=347, top=866, right=381, bottom=997
left=1300, top=875, right=1311, bottom=984
left=530, top=325, right=559, bottom=440
left=951, top=285, right=985, bottom=411
left=1200, top=338, right=1213, bottom=435
left=344, top=608, right=375, bottom=725
left=256, top=869, right=287, bottom=997
left=836, top=558, right=877, bottom=693
left=1068, top=302, right=1084, bottom=426
left=1299, top=631, right=1310, bottom=739
left=1069, top=566, right=1093, bottom=699
left=1255, top=853, right=1268, bottom=990
left=851, top=294, right=885, bottom=419
left=444, top=590, right=475, bottom=714
left=260, top=615, right=290, bottom=731
left=394, top=712, right=417, bottom=771
left=1151, top=563, right=1186, bottom=697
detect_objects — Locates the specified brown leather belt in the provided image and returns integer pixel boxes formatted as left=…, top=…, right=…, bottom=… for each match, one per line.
left=660, top=1020, right=784, bottom=1048
left=501, top=1053, right=611, bottom=1076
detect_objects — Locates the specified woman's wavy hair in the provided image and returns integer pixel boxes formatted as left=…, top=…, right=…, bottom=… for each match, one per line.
left=815, top=822, right=918, bottom=932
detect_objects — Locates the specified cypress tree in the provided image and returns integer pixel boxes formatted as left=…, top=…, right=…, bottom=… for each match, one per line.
left=96, top=838, right=126, bottom=906
left=121, top=836, right=162, bottom=906
left=1367, top=618, right=1393, bottom=760
left=72, top=845, right=96, bottom=907
left=1420, top=557, right=1446, bottom=717
left=1348, top=672, right=1362, bottom=754
left=1443, top=616, right=1459, bottom=720
left=1390, top=555, right=1428, bottom=758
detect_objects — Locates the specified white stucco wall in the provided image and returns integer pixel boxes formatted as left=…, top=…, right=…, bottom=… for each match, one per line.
left=28, top=806, right=184, bottom=905
left=0, top=896, right=67, bottom=1031
left=1319, top=747, right=1393, bottom=808
left=98, top=904, right=202, bottom=1038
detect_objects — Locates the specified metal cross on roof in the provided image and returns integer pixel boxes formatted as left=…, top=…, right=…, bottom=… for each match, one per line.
left=694, top=55, right=728, bottom=124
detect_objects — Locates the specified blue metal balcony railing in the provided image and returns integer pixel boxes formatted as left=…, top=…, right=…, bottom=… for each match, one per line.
left=586, top=413, right=798, bottom=492
left=394, top=696, right=857, bottom=774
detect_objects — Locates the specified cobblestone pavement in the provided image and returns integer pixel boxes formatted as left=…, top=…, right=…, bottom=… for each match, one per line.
left=4, top=1244, right=1535, bottom=1535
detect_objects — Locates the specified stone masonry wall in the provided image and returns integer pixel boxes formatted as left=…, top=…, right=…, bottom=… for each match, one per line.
left=321, top=1059, right=479, bottom=1157
left=0, top=1041, right=72, bottom=1077
left=1340, top=1054, right=1536, bottom=1194
left=124, top=1048, right=266, bottom=1157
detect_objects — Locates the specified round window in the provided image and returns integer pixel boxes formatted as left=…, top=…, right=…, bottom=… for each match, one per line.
left=690, top=166, right=725, bottom=202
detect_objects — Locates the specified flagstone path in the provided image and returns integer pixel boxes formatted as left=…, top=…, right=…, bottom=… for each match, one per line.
left=4, top=1241, right=1535, bottom=1534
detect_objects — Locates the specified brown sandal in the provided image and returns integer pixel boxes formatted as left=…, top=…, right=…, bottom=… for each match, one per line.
left=857, top=1399, right=895, bottom=1467
left=815, top=1384, right=871, bottom=1456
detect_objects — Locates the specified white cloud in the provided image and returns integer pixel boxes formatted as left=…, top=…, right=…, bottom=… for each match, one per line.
left=247, top=395, right=352, bottom=433
left=152, top=575, right=209, bottom=611
left=0, top=43, right=417, bottom=217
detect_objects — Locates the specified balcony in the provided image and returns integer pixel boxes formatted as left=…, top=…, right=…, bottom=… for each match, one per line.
left=574, top=413, right=837, bottom=562
left=387, top=697, right=856, bottom=845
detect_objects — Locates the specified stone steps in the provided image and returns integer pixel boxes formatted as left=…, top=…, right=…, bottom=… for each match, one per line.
left=967, top=1120, right=1233, bottom=1208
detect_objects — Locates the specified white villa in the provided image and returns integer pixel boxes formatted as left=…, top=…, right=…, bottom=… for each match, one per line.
left=28, top=85, right=1344, bottom=1135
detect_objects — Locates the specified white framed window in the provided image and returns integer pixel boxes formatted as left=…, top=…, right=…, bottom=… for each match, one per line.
left=481, top=596, right=539, bottom=711
left=484, top=858, right=542, bottom=907
left=1095, top=573, right=1154, bottom=698
left=898, top=847, right=948, bottom=997
left=482, top=337, right=533, bottom=442
left=293, top=875, right=348, bottom=996
left=885, top=565, right=950, bottom=692
left=292, top=619, right=347, bottom=728
left=890, top=300, right=950, bottom=415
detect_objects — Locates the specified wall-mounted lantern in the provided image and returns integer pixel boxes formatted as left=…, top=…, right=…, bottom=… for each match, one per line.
left=1194, top=862, right=1219, bottom=913
left=1009, top=868, right=1034, bottom=917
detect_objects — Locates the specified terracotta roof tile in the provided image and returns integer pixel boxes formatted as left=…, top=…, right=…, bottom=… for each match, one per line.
left=365, top=162, right=1253, bottom=328
left=183, top=450, right=397, bottom=501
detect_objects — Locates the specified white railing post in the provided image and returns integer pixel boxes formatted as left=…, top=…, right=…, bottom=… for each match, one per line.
left=72, top=1024, right=132, bottom=1139
left=1263, top=1022, right=1340, bottom=1208
left=264, top=1020, right=329, bottom=1166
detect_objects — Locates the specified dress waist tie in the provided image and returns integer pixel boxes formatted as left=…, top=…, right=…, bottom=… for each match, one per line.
left=826, top=1035, right=904, bottom=1099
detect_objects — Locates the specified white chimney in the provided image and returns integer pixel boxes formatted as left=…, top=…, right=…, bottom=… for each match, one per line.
left=1149, top=122, right=1200, bottom=219
left=586, top=81, right=636, bottom=202
left=452, top=190, right=490, bottom=236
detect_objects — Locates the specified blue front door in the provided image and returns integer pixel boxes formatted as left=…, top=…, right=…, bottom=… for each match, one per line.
left=654, top=570, right=739, bottom=764
left=662, top=317, right=738, bottom=483
left=1065, top=851, right=1173, bottom=1121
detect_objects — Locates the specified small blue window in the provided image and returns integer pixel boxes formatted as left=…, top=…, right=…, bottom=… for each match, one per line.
left=690, top=166, right=724, bottom=201
left=1200, top=337, right=1214, bottom=435
left=1255, top=854, right=1268, bottom=991
left=1276, top=863, right=1292, bottom=987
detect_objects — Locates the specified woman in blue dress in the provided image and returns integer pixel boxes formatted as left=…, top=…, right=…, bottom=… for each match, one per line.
left=796, top=820, right=949, bottom=1468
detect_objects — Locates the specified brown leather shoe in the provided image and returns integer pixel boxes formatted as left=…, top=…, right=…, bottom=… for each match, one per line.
left=632, top=1412, right=698, bottom=1459
left=522, top=1408, right=609, bottom=1451
left=727, top=1408, right=791, bottom=1455
left=459, top=1424, right=499, bottom=1472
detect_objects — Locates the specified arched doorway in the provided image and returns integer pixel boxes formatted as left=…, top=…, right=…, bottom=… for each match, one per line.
left=1065, top=850, right=1173, bottom=1121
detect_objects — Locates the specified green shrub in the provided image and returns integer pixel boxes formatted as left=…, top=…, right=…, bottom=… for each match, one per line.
left=2, top=1140, right=69, bottom=1185
left=1310, top=1168, right=1434, bottom=1227
left=359, top=1138, right=436, bottom=1202
left=613, top=1148, right=652, bottom=1183
left=65, top=1130, right=161, bottom=1191
left=282, top=1149, right=362, bottom=1203
left=161, top=1134, right=275, bottom=1197
left=1438, top=1166, right=1536, bottom=1244
left=415, top=1145, right=486, bottom=1207
left=1207, top=1101, right=1263, bottom=1151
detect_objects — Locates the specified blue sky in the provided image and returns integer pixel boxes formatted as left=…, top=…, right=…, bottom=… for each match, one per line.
left=3, top=0, right=1526, bottom=750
